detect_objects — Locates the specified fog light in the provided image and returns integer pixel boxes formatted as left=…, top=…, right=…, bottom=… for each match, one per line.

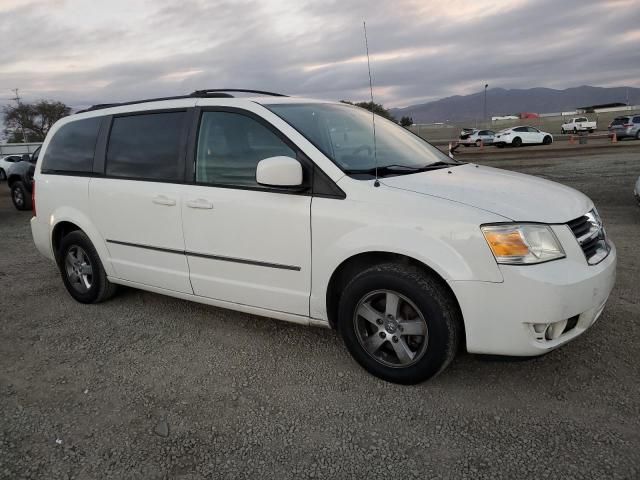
left=544, top=319, right=568, bottom=341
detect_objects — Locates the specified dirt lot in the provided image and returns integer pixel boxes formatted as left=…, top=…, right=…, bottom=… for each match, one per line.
left=1, top=148, right=639, bottom=479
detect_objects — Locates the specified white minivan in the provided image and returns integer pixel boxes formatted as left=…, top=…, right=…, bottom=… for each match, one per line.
left=30, top=89, right=616, bottom=384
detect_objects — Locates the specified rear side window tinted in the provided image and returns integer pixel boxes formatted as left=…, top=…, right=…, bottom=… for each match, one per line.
left=633, top=116, right=640, bottom=123
left=611, top=117, right=629, bottom=125
left=41, top=117, right=101, bottom=173
left=195, top=111, right=296, bottom=187
left=106, top=111, right=185, bottom=181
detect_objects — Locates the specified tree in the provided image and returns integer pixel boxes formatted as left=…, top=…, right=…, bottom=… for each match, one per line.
left=400, top=116, right=413, bottom=127
left=340, top=100, right=396, bottom=122
left=3, top=100, right=71, bottom=142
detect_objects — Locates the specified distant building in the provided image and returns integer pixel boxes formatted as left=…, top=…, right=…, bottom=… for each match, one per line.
left=492, top=115, right=519, bottom=121
left=577, top=102, right=627, bottom=113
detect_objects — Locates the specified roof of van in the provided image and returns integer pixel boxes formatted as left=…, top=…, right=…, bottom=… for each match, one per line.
left=75, top=89, right=334, bottom=115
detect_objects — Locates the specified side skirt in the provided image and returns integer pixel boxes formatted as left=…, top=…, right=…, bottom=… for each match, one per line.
left=107, top=276, right=330, bottom=329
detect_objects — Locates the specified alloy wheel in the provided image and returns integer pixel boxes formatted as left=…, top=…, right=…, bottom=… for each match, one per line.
left=13, top=187, right=24, bottom=207
left=353, top=290, right=429, bottom=368
left=64, top=245, right=94, bottom=293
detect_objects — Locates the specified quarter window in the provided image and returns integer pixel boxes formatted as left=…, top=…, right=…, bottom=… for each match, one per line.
left=106, top=111, right=185, bottom=181
left=195, top=111, right=296, bottom=187
left=41, top=117, right=101, bottom=173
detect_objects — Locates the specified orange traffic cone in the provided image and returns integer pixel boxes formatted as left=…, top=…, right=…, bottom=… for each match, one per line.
left=611, top=132, right=617, bottom=143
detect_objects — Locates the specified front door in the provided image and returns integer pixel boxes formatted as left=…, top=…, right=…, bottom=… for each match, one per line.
left=90, top=109, right=193, bottom=293
left=181, top=109, right=312, bottom=316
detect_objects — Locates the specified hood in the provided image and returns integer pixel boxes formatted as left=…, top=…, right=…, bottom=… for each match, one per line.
left=380, top=163, right=592, bottom=223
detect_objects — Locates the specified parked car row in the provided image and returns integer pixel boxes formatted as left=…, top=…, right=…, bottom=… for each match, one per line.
left=459, top=126, right=553, bottom=148
left=1, top=147, right=40, bottom=210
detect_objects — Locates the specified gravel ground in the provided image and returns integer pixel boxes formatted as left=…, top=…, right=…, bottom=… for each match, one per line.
left=1, top=149, right=639, bottom=479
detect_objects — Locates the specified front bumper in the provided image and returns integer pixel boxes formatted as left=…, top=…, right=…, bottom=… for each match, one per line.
left=449, top=226, right=617, bottom=356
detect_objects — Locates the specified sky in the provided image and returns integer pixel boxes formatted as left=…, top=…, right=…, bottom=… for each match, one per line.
left=0, top=0, right=639, bottom=111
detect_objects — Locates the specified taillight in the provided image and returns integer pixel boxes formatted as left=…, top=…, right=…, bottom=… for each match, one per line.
left=32, top=180, right=36, bottom=217
left=624, top=123, right=633, bottom=128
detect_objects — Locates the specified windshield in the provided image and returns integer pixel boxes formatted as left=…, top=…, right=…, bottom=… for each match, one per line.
left=267, top=103, right=454, bottom=175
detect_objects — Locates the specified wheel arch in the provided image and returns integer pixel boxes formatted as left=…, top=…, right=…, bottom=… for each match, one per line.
left=324, top=251, right=465, bottom=343
left=49, top=209, right=114, bottom=276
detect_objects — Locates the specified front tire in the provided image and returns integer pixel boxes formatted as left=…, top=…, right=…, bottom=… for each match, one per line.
left=636, top=131, right=640, bottom=140
left=11, top=181, right=32, bottom=211
left=560, top=128, right=565, bottom=134
left=338, top=263, right=461, bottom=384
left=0, top=169, right=6, bottom=181
left=542, top=135, right=552, bottom=145
left=58, top=231, right=117, bottom=304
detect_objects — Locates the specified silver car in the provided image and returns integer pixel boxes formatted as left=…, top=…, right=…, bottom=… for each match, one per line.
left=608, top=115, right=640, bottom=140
left=459, top=129, right=495, bottom=147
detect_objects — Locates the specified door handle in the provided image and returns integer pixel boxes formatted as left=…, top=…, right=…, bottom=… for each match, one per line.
left=186, top=198, right=214, bottom=209
left=152, top=195, right=176, bottom=206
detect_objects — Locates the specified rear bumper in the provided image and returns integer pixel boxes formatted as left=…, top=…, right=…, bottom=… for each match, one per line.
left=30, top=216, right=54, bottom=261
left=449, top=239, right=617, bottom=356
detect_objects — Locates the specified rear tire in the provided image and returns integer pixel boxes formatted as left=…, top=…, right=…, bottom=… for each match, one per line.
left=636, top=131, right=640, bottom=140
left=58, top=231, right=117, bottom=304
left=573, top=127, right=577, bottom=134
left=338, top=263, right=461, bottom=384
left=0, top=169, right=5, bottom=181
left=512, top=137, right=522, bottom=147
left=560, top=128, right=565, bottom=134
left=11, top=181, right=32, bottom=211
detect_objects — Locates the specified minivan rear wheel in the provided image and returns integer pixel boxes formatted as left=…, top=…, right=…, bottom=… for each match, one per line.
left=338, top=263, right=460, bottom=384
left=58, top=231, right=117, bottom=303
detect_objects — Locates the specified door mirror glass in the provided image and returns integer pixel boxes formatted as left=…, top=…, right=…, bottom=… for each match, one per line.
left=256, top=156, right=303, bottom=187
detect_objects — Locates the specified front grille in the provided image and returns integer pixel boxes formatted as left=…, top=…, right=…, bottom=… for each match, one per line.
left=567, top=210, right=610, bottom=265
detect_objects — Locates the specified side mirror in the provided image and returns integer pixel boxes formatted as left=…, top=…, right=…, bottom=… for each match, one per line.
left=256, top=156, right=303, bottom=187
left=22, top=154, right=31, bottom=162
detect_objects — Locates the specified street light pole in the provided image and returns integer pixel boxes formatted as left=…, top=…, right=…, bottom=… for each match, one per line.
left=483, top=83, right=488, bottom=126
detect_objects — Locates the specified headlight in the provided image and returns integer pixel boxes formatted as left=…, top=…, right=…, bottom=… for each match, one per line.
left=481, top=224, right=565, bottom=265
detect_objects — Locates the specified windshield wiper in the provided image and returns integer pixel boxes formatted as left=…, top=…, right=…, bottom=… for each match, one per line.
left=344, top=161, right=457, bottom=176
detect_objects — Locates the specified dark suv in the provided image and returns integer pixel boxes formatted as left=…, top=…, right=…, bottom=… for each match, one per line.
left=608, top=115, right=640, bottom=140
left=7, top=146, right=40, bottom=210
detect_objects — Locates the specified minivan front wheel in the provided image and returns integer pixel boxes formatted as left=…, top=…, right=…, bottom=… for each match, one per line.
left=58, top=231, right=117, bottom=303
left=338, top=263, right=460, bottom=384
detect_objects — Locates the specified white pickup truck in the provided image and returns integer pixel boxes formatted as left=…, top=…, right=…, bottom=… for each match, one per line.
left=561, top=117, right=597, bottom=134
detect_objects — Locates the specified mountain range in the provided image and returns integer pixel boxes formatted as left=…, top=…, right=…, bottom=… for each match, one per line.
left=389, top=86, right=640, bottom=123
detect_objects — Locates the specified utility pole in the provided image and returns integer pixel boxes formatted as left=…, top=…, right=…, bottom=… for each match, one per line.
left=483, top=84, right=488, bottom=126
left=10, top=88, right=28, bottom=143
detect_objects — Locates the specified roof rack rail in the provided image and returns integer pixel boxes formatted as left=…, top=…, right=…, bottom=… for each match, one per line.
left=190, top=89, right=288, bottom=97
left=75, top=89, right=288, bottom=114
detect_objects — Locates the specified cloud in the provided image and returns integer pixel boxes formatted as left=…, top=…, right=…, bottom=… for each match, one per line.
left=0, top=0, right=638, bottom=110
